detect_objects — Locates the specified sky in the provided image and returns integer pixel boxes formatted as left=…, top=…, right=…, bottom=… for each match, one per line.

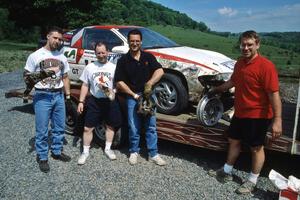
left=151, top=0, right=300, bottom=33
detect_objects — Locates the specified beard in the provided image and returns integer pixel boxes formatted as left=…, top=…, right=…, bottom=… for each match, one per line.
left=49, top=42, right=61, bottom=51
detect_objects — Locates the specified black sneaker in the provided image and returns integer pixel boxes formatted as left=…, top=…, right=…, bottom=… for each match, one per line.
left=38, top=160, right=50, bottom=173
left=51, top=152, right=71, bottom=162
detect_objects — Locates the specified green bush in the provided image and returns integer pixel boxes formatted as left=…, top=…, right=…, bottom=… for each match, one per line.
left=0, top=8, right=41, bottom=42
left=0, top=8, right=14, bottom=40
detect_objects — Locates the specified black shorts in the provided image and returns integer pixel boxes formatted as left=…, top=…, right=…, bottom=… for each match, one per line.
left=227, top=116, right=272, bottom=147
left=84, top=96, right=122, bottom=129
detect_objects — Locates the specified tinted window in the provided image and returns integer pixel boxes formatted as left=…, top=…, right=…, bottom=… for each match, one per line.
left=83, top=28, right=124, bottom=51
left=118, top=27, right=180, bottom=49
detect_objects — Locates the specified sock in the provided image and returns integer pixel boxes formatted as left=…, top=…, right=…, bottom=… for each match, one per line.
left=83, top=145, right=90, bottom=154
left=223, top=163, right=233, bottom=174
left=105, top=142, right=112, bottom=151
left=248, top=172, right=259, bottom=184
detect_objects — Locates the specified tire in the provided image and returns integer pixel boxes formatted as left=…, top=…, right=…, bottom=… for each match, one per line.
left=196, top=95, right=224, bottom=126
left=93, top=123, right=128, bottom=148
left=153, top=73, right=188, bottom=114
left=65, top=100, right=78, bottom=135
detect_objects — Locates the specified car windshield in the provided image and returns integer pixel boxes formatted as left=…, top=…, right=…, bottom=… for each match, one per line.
left=118, top=27, right=180, bottom=49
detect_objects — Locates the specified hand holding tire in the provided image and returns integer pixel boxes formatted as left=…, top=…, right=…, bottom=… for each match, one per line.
left=207, top=88, right=219, bottom=98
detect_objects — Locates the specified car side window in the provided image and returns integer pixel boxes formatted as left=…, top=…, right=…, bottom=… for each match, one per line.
left=83, top=29, right=124, bottom=51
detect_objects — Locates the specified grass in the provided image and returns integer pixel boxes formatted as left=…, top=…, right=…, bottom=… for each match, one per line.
left=0, top=41, right=35, bottom=73
left=149, top=25, right=300, bottom=76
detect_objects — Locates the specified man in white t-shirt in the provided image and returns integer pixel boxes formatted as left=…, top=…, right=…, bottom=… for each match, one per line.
left=77, top=42, right=122, bottom=165
left=24, top=26, right=71, bottom=173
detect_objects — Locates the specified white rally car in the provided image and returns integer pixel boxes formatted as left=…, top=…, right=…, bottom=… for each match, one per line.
left=62, top=25, right=235, bottom=121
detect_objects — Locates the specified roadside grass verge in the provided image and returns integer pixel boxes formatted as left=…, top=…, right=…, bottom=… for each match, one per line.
left=0, top=41, right=35, bottom=73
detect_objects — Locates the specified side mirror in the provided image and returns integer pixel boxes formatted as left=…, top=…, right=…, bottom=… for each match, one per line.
left=111, top=46, right=129, bottom=54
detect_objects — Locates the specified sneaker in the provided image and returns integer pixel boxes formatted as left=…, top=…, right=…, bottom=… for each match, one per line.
left=129, top=152, right=139, bottom=165
left=150, top=155, right=167, bottom=166
left=105, top=149, right=117, bottom=160
left=235, top=181, right=256, bottom=194
left=77, top=153, right=89, bottom=165
left=38, top=160, right=50, bottom=173
left=51, top=152, right=71, bottom=162
left=208, top=168, right=233, bottom=183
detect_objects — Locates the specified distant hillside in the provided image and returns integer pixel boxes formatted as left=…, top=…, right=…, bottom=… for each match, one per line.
left=0, top=0, right=209, bottom=41
left=149, top=25, right=300, bottom=76
left=211, top=31, right=300, bottom=54
left=260, top=32, right=300, bottom=53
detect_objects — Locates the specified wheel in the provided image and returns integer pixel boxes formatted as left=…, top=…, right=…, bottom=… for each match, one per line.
left=93, top=123, right=128, bottom=148
left=153, top=73, right=188, bottom=114
left=196, top=95, right=224, bottom=126
left=65, top=100, right=78, bottom=135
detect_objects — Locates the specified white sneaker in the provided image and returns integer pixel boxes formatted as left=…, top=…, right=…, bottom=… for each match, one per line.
left=129, top=152, right=139, bottom=165
left=77, top=153, right=89, bottom=165
left=150, top=155, right=167, bottom=166
left=105, top=149, right=117, bottom=160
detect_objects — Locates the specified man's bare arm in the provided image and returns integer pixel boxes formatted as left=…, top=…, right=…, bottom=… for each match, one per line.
left=63, top=73, right=71, bottom=96
left=268, top=91, right=282, bottom=140
left=214, top=79, right=234, bottom=93
left=116, top=81, right=139, bottom=99
left=146, top=68, right=164, bottom=87
left=77, top=82, right=89, bottom=114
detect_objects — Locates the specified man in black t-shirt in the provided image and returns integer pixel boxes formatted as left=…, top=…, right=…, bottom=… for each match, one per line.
left=115, top=29, right=166, bottom=166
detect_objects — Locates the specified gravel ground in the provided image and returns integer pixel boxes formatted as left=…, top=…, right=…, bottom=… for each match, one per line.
left=1, top=70, right=300, bottom=200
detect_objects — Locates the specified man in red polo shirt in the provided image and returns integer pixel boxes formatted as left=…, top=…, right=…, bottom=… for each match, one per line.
left=208, top=30, right=282, bottom=194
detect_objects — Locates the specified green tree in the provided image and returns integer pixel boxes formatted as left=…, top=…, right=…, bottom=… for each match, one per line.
left=0, top=8, right=14, bottom=40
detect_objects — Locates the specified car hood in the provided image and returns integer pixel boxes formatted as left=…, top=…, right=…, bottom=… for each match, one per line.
left=146, top=46, right=235, bottom=74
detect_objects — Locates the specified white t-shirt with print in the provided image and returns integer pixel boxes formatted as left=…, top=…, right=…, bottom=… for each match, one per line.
left=24, top=47, right=70, bottom=89
left=80, top=61, right=116, bottom=99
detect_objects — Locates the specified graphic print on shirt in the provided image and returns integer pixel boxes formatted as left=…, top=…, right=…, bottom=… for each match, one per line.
left=39, top=58, right=64, bottom=88
left=92, top=71, right=113, bottom=94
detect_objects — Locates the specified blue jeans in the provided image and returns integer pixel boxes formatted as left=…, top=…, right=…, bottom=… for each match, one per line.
left=33, top=90, right=65, bottom=160
left=127, top=96, right=158, bottom=157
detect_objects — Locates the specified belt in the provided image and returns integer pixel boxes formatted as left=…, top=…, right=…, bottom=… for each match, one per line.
left=35, top=88, right=63, bottom=92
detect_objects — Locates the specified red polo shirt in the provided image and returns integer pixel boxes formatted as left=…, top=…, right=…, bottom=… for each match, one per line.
left=231, top=54, right=279, bottom=119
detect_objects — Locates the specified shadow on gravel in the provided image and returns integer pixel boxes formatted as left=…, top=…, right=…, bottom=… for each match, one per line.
left=28, top=137, right=35, bottom=154
left=251, top=188, right=279, bottom=200
left=158, top=139, right=300, bottom=178
left=8, top=103, right=34, bottom=114
left=114, top=137, right=150, bottom=160
left=155, top=139, right=300, bottom=199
